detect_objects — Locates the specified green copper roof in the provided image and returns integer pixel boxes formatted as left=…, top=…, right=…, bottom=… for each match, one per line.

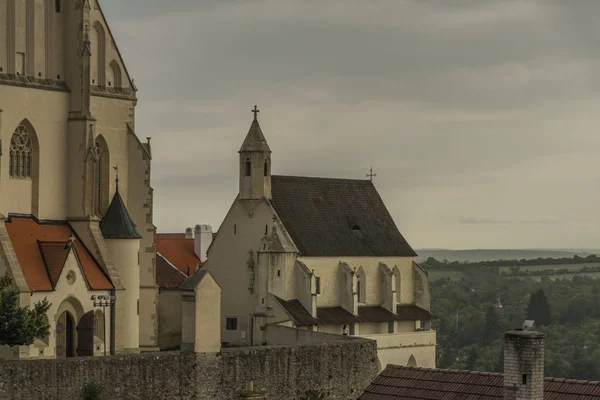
left=100, top=186, right=142, bottom=239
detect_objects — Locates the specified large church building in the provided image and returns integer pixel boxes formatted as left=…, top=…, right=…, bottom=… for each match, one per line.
left=202, top=110, right=437, bottom=368
left=0, top=0, right=157, bottom=359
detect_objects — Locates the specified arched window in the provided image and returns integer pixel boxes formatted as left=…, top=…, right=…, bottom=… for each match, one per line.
left=109, top=60, right=122, bottom=88
left=92, top=22, right=106, bottom=86
left=393, top=266, right=402, bottom=304
left=245, top=159, right=251, bottom=176
left=357, top=266, right=366, bottom=304
left=93, top=135, right=109, bottom=216
left=9, top=125, right=33, bottom=179
left=408, top=355, right=417, bottom=367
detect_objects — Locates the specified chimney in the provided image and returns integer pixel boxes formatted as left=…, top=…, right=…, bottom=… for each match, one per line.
left=194, top=224, right=213, bottom=263
left=185, top=227, right=194, bottom=239
left=503, top=329, right=545, bottom=400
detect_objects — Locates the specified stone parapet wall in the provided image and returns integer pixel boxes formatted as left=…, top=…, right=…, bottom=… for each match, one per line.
left=0, top=340, right=378, bottom=400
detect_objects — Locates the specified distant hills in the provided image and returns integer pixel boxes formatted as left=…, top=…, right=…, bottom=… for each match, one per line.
left=415, top=249, right=600, bottom=263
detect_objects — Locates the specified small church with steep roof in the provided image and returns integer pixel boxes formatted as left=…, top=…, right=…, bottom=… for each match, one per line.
left=201, top=108, right=436, bottom=369
left=0, top=0, right=157, bottom=359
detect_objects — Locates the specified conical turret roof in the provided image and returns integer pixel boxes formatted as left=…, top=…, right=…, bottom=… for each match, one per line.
left=239, top=118, right=271, bottom=153
left=100, top=182, right=142, bottom=239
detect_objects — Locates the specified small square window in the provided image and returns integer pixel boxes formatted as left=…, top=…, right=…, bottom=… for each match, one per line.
left=226, top=318, right=238, bottom=331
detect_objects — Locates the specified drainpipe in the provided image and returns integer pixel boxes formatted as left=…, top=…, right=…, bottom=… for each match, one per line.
left=110, top=288, right=116, bottom=355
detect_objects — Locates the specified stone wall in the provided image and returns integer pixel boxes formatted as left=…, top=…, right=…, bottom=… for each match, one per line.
left=0, top=340, right=379, bottom=400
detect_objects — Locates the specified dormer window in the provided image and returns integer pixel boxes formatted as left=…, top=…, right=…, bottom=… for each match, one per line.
left=245, top=159, right=251, bottom=176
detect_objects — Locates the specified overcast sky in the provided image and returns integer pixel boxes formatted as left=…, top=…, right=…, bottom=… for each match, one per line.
left=101, top=0, right=600, bottom=250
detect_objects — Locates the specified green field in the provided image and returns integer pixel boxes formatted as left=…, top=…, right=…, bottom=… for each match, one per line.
left=499, top=263, right=600, bottom=273
left=429, top=262, right=600, bottom=282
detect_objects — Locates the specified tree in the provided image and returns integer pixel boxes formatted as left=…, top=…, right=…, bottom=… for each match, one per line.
left=526, top=288, right=552, bottom=326
left=483, top=305, right=499, bottom=343
left=0, top=275, right=50, bottom=346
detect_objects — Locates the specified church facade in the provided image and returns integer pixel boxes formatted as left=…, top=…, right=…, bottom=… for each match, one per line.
left=203, top=110, right=436, bottom=368
left=0, top=0, right=157, bottom=359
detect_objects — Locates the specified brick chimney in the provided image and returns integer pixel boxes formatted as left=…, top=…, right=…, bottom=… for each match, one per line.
left=503, top=329, right=545, bottom=400
left=185, top=227, right=194, bottom=239
left=194, top=224, right=213, bottom=263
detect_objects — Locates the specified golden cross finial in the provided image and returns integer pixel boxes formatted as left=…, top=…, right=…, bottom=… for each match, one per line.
left=251, top=105, right=260, bottom=120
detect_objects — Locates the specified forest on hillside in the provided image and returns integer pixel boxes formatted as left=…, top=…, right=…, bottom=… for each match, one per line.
left=427, top=258, right=600, bottom=380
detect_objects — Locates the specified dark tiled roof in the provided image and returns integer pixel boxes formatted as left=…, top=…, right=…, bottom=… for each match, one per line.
left=360, top=365, right=600, bottom=400
left=358, top=306, right=402, bottom=323
left=181, top=269, right=214, bottom=290
left=270, top=176, right=416, bottom=257
left=274, top=296, right=319, bottom=326
left=396, top=304, right=433, bottom=321
left=239, top=118, right=271, bottom=153
left=317, top=307, right=361, bottom=325
left=100, top=188, right=142, bottom=239
left=156, top=254, right=187, bottom=289
left=38, top=241, right=70, bottom=289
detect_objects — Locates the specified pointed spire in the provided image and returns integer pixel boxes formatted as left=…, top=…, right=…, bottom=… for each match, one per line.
left=100, top=167, right=142, bottom=239
left=239, top=105, right=271, bottom=153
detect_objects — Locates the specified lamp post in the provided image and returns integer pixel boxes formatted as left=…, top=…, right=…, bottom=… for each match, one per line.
left=91, top=295, right=116, bottom=356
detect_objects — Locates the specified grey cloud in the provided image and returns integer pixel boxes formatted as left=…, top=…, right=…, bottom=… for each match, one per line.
left=98, top=0, right=600, bottom=249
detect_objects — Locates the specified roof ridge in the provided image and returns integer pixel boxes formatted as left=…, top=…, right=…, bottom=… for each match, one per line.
left=387, top=365, right=504, bottom=377
left=272, top=174, right=371, bottom=182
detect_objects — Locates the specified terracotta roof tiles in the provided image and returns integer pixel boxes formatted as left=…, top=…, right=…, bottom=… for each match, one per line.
left=156, top=234, right=200, bottom=276
left=5, top=216, right=113, bottom=291
left=156, top=253, right=187, bottom=289
left=360, top=365, right=600, bottom=400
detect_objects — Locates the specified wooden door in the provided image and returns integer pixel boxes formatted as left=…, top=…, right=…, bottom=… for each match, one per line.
left=55, top=312, right=67, bottom=358
left=77, top=311, right=95, bottom=357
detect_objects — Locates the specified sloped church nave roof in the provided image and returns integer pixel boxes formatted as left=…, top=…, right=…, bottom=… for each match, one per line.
left=270, top=175, right=417, bottom=257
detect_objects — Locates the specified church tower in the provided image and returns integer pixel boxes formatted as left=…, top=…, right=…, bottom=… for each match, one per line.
left=239, top=106, right=272, bottom=200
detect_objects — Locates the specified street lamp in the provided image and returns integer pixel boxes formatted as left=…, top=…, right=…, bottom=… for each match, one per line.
left=91, top=295, right=116, bottom=356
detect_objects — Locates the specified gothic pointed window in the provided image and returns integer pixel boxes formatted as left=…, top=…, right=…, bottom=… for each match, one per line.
left=245, top=159, right=251, bottom=176
left=9, top=125, right=33, bottom=179
left=92, top=139, right=103, bottom=216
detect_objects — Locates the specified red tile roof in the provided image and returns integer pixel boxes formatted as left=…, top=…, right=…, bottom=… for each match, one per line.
left=5, top=216, right=113, bottom=291
left=156, top=254, right=187, bottom=289
left=156, top=234, right=201, bottom=276
left=360, top=365, right=600, bottom=400
left=38, top=242, right=70, bottom=288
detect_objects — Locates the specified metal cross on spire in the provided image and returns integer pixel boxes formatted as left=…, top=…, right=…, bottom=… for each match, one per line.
left=113, top=165, right=119, bottom=191
left=366, top=166, right=377, bottom=181
left=251, top=105, right=260, bottom=120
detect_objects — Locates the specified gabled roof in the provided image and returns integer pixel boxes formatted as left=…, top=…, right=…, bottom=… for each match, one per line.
left=359, top=365, right=600, bottom=400
left=38, top=241, right=71, bottom=289
left=5, top=216, right=113, bottom=291
left=273, top=296, right=319, bottom=327
left=156, top=253, right=187, bottom=289
left=100, top=187, right=142, bottom=239
left=156, top=233, right=200, bottom=276
left=270, top=176, right=417, bottom=257
left=239, top=118, right=271, bottom=153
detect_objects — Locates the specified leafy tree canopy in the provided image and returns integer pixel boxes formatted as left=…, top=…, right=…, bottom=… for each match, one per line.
left=0, top=275, right=50, bottom=346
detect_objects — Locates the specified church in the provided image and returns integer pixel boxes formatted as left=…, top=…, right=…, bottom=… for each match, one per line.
left=202, top=108, right=437, bottom=368
left=0, top=0, right=157, bottom=359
